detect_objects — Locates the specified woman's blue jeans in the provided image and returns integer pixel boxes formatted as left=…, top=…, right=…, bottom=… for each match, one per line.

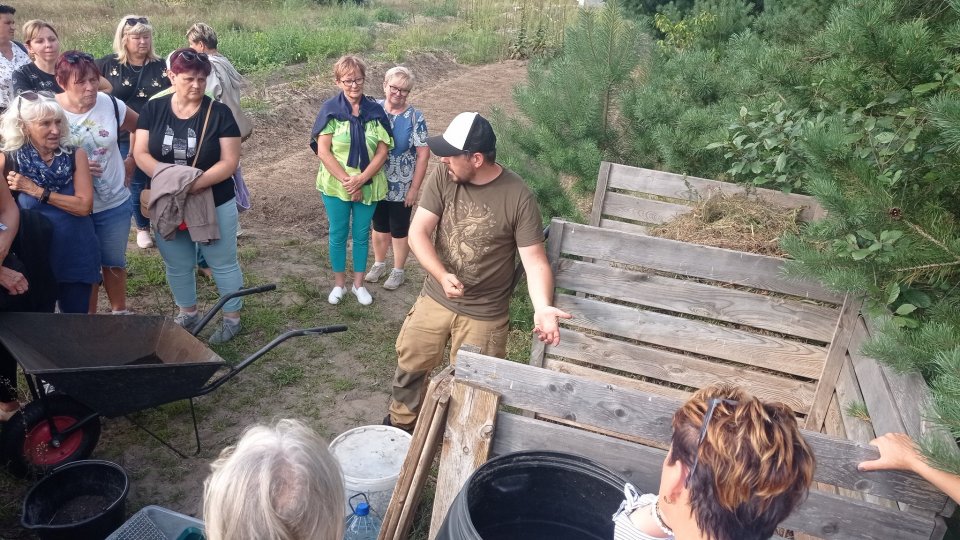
left=321, top=194, right=377, bottom=273
left=118, top=141, right=150, bottom=230
left=154, top=200, right=244, bottom=313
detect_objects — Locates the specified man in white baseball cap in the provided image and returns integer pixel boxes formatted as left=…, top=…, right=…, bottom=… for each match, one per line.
left=385, top=112, right=571, bottom=431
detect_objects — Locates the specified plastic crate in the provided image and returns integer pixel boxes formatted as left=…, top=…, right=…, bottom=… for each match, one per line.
left=107, top=505, right=205, bottom=540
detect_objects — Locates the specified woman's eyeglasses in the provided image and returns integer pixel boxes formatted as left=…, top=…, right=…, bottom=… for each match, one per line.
left=63, top=51, right=94, bottom=64
left=125, top=17, right=149, bottom=26
left=339, top=78, right=364, bottom=87
left=388, top=85, right=411, bottom=96
left=17, top=90, right=56, bottom=119
left=685, top=397, right=739, bottom=488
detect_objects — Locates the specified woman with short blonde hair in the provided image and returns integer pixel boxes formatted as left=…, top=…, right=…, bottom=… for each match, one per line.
left=203, top=419, right=345, bottom=540
left=97, top=14, right=169, bottom=249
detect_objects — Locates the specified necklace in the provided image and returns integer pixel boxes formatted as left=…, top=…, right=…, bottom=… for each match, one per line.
left=172, top=95, right=200, bottom=118
left=125, top=61, right=145, bottom=74
left=651, top=498, right=674, bottom=536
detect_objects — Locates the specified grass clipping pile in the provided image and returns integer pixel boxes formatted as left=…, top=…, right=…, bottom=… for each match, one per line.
left=651, top=192, right=800, bottom=257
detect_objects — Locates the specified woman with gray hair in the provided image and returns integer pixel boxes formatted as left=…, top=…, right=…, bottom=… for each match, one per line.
left=1, top=91, right=99, bottom=313
left=203, top=419, right=345, bottom=540
left=365, top=66, right=428, bottom=291
left=96, top=15, right=170, bottom=249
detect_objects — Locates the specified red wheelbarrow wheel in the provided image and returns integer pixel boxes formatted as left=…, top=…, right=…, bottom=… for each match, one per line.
left=1, top=395, right=101, bottom=478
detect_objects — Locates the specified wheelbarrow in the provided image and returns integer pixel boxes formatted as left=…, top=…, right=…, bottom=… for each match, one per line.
left=0, top=284, right=347, bottom=477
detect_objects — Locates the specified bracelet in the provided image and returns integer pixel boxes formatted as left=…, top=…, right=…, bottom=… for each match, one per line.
left=39, top=188, right=51, bottom=204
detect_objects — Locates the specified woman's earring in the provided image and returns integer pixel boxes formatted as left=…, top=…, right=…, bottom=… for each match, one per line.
left=662, top=494, right=675, bottom=505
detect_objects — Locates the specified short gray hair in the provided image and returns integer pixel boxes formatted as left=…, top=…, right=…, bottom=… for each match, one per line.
left=384, top=66, right=415, bottom=89
left=203, top=419, right=345, bottom=540
left=112, top=14, right=159, bottom=64
left=186, top=22, right=218, bottom=50
left=0, top=95, right=72, bottom=153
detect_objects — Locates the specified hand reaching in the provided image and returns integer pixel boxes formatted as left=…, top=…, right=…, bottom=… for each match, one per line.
left=533, top=306, right=572, bottom=346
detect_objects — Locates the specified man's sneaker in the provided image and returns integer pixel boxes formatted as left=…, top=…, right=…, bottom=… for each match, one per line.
left=383, top=269, right=406, bottom=290
left=136, top=229, right=154, bottom=249
left=174, top=310, right=200, bottom=332
left=328, top=286, right=345, bottom=305
left=210, top=318, right=241, bottom=344
left=352, top=285, right=373, bottom=305
left=365, top=262, right=387, bottom=283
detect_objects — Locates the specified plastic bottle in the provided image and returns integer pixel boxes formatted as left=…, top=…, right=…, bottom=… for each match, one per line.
left=344, top=494, right=382, bottom=540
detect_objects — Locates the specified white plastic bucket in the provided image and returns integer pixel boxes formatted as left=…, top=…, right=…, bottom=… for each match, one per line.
left=329, top=425, right=412, bottom=517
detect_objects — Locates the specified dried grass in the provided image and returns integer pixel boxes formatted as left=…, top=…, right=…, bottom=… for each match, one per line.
left=651, top=192, right=801, bottom=257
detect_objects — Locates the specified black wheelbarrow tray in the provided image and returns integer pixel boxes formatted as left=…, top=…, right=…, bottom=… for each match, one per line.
left=0, top=284, right=346, bottom=476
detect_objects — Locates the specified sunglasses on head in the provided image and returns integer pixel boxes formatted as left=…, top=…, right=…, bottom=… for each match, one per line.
left=125, top=17, right=148, bottom=26
left=176, top=49, right=208, bottom=63
left=685, top=397, right=739, bottom=488
left=62, top=51, right=94, bottom=64
left=17, top=90, right=55, bottom=119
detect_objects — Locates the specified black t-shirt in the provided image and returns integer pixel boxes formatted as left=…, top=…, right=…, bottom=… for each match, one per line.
left=12, top=63, right=62, bottom=94
left=96, top=54, right=170, bottom=113
left=137, top=94, right=240, bottom=207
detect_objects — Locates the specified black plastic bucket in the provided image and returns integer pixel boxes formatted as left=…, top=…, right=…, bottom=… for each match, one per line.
left=435, top=450, right=626, bottom=540
left=21, top=459, right=129, bottom=540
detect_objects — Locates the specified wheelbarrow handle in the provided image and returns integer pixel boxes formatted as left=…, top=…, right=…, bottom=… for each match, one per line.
left=192, top=284, right=278, bottom=336
left=195, top=325, right=348, bottom=396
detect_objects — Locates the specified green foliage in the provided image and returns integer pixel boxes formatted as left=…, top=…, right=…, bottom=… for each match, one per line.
left=498, top=0, right=645, bottom=221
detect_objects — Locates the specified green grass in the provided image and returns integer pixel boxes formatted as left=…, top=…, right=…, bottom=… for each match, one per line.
left=126, top=251, right=167, bottom=295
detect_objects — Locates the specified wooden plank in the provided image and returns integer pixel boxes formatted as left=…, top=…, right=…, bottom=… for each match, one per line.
left=548, top=330, right=817, bottom=414
left=805, top=298, right=863, bottom=431
left=604, top=163, right=824, bottom=223
left=456, top=352, right=946, bottom=510
left=555, top=293, right=827, bottom=379
left=553, top=220, right=843, bottom=303
left=847, top=320, right=907, bottom=438
left=589, top=161, right=612, bottom=227
left=824, top=395, right=865, bottom=502
left=597, top=217, right=649, bottom=236
left=601, top=191, right=691, bottom=226
left=492, top=413, right=935, bottom=540
left=543, top=357, right=692, bottom=400
left=429, top=382, right=500, bottom=540
left=554, top=258, right=838, bottom=342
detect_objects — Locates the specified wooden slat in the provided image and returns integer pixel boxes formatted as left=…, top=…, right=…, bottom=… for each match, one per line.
left=429, top=382, right=500, bottom=540
left=589, top=161, right=612, bottom=227
left=457, top=352, right=946, bottom=510
left=543, top=357, right=692, bottom=400
left=553, top=220, right=843, bottom=303
left=824, top=395, right=865, bottom=502
left=601, top=191, right=691, bottom=225
left=847, top=320, right=906, bottom=438
left=805, top=298, right=863, bottom=431
left=603, top=163, right=824, bottom=223
left=549, top=330, right=816, bottom=413
left=597, top=217, right=649, bottom=235
left=555, top=258, right=838, bottom=342
left=492, top=413, right=936, bottom=540
left=556, top=293, right=827, bottom=379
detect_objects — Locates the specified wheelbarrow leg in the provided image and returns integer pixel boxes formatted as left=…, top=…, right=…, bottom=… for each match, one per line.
left=124, top=398, right=202, bottom=458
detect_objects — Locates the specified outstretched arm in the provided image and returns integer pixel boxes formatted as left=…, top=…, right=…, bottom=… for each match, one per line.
left=517, top=243, right=571, bottom=346
left=859, top=432, right=960, bottom=504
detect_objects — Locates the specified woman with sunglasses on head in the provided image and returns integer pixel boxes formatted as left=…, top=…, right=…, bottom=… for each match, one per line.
left=134, top=48, right=243, bottom=344
left=612, top=383, right=815, bottom=540
left=55, top=51, right=138, bottom=314
left=13, top=21, right=112, bottom=96
left=97, top=15, right=169, bottom=250
left=1, top=91, right=99, bottom=314
left=310, top=55, right=392, bottom=306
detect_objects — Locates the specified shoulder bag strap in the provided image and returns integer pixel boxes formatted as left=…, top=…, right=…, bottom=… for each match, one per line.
left=110, top=95, right=120, bottom=128
left=192, top=98, right=215, bottom=168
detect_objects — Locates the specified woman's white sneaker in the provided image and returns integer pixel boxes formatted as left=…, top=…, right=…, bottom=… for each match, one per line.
left=352, top=285, right=373, bottom=305
left=328, top=286, right=346, bottom=305
left=136, top=229, right=154, bottom=249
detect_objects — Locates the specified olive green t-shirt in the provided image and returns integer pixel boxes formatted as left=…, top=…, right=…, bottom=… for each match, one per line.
left=419, top=164, right=544, bottom=320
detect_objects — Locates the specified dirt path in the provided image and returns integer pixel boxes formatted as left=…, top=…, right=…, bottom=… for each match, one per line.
left=0, top=56, right=529, bottom=537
